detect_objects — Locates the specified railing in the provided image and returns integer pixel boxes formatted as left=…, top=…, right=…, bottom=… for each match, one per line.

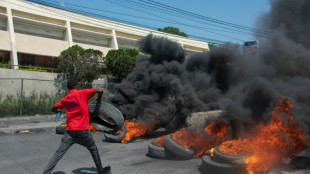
left=0, top=64, right=60, bottom=73
left=0, top=78, right=116, bottom=117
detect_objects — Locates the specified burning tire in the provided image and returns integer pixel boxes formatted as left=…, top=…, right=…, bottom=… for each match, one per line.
left=91, top=122, right=113, bottom=132
left=104, top=126, right=126, bottom=143
left=164, top=134, right=194, bottom=160
left=148, top=139, right=173, bottom=159
left=55, top=125, right=66, bottom=134
left=88, top=101, right=124, bottom=130
left=213, top=145, right=247, bottom=164
left=148, top=141, right=166, bottom=159
left=201, top=152, right=246, bottom=174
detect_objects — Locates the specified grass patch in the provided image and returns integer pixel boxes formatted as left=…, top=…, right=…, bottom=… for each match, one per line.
left=0, top=92, right=63, bottom=117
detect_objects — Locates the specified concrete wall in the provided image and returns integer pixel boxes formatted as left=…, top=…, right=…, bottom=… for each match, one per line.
left=0, top=69, right=106, bottom=99
left=0, top=68, right=63, bottom=98
left=15, top=33, right=69, bottom=57
left=0, top=30, right=12, bottom=51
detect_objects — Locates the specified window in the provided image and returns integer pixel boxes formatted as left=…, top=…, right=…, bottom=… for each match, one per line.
left=14, top=21, right=64, bottom=40
left=0, top=18, right=6, bottom=30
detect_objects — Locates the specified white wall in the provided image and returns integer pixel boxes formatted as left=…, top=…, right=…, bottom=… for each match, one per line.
left=0, top=30, right=12, bottom=51
left=0, top=68, right=63, bottom=98
left=15, top=33, right=69, bottom=57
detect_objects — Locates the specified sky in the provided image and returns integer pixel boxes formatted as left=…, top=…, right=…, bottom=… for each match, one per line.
left=26, top=0, right=271, bottom=45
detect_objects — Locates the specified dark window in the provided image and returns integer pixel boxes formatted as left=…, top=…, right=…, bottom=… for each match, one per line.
left=21, top=54, right=35, bottom=66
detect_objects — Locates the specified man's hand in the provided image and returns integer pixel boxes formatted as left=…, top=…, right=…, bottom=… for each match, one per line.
left=93, top=88, right=103, bottom=101
left=51, top=107, right=61, bottom=113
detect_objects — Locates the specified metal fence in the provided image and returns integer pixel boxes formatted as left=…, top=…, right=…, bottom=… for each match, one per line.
left=0, top=78, right=116, bottom=117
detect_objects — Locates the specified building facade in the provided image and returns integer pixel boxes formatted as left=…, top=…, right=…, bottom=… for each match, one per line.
left=0, top=0, right=209, bottom=72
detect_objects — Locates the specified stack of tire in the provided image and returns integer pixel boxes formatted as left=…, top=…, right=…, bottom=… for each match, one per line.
left=201, top=145, right=247, bottom=174
left=148, top=110, right=224, bottom=160
left=56, top=101, right=125, bottom=135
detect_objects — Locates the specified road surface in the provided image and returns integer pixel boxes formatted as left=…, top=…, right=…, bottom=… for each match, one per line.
left=0, top=130, right=202, bottom=174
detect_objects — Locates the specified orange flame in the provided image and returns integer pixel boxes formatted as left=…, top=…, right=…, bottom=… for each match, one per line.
left=119, top=120, right=158, bottom=143
left=210, top=148, right=214, bottom=157
left=171, top=120, right=228, bottom=157
left=89, top=124, right=97, bottom=132
left=60, top=122, right=97, bottom=132
left=218, top=98, right=307, bottom=174
left=153, top=135, right=167, bottom=147
left=218, top=139, right=251, bottom=156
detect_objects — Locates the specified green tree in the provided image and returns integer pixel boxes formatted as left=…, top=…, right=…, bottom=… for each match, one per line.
left=57, top=45, right=104, bottom=83
left=208, top=43, right=215, bottom=49
left=104, top=49, right=139, bottom=82
left=157, top=26, right=188, bottom=37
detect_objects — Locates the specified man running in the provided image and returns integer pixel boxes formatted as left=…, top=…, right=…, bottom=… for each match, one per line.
left=43, top=79, right=111, bottom=174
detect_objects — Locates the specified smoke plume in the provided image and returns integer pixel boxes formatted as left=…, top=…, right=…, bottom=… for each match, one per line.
left=108, top=0, right=310, bottom=136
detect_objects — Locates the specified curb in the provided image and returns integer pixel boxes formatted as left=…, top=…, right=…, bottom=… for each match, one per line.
left=0, top=127, right=57, bottom=135
left=0, top=114, right=62, bottom=122
left=0, top=115, right=66, bottom=135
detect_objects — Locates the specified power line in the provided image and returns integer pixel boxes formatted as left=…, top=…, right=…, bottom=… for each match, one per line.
left=35, top=0, right=257, bottom=37
left=104, top=0, right=245, bottom=41
left=117, top=0, right=262, bottom=35
left=26, top=0, right=248, bottom=43
left=26, top=0, right=310, bottom=46
left=138, top=0, right=270, bottom=35
left=24, top=0, right=274, bottom=45
left=105, top=0, right=264, bottom=38
left=5, top=0, right=229, bottom=47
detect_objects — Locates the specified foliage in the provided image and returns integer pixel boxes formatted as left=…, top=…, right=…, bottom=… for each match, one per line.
left=208, top=43, right=215, bottom=48
left=0, top=82, right=114, bottom=118
left=17, top=66, right=47, bottom=72
left=0, top=59, right=11, bottom=69
left=157, top=26, right=188, bottom=37
left=57, top=45, right=104, bottom=83
left=104, top=49, right=139, bottom=82
left=0, top=92, right=63, bottom=117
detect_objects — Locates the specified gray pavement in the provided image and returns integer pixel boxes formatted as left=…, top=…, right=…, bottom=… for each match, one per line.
left=0, top=128, right=202, bottom=174
left=0, top=115, right=66, bottom=134
left=0, top=116, right=309, bottom=174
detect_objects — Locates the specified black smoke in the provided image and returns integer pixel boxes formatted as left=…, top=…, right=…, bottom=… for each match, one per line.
left=109, top=0, right=310, bottom=136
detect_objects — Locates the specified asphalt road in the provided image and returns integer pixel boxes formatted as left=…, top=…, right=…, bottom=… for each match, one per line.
left=1, top=129, right=310, bottom=174
left=0, top=130, right=203, bottom=174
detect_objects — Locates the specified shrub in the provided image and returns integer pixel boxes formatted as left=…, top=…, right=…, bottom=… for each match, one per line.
left=0, top=92, right=63, bottom=117
left=104, top=49, right=139, bottom=82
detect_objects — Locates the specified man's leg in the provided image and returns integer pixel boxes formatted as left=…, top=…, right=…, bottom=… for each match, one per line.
left=42, top=133, right=73, bottom=174
left=73, top=130, right=106, bottom=174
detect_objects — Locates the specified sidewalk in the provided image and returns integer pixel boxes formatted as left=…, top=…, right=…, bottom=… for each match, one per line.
left=0, top=115, right=66, bottom=134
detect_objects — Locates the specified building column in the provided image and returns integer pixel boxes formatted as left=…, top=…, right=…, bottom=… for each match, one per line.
left=7, top=7, right=18, bottom=69
left=111, top=29, right=118, bottom=49
left=65, top=20, right=73, bottom=47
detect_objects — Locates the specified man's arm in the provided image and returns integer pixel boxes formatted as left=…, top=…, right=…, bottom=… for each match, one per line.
left=51, top=98, right=66, bottom=112
left=93, top=88, right=103, bottom=101
left=51, top=106, right=61, bottom=112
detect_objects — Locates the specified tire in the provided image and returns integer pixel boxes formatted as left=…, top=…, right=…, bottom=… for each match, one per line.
left=148, top=140, right=172, bottom=159
left=201, top=153, right=247, bottom=174
left=104, top=126, right=126, bottom=143
left=56, top=125, right=66, bottom=134
left=163, top=134, right=194, bottom=160
left=213, top=145, right=247, bottom=164
left=90, top=123, right=114, bottom=132
left=88, top=101, right=124, bottom=130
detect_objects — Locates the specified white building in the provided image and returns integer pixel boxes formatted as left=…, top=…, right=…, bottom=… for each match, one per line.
left=0, top=0, right=209, bottom=72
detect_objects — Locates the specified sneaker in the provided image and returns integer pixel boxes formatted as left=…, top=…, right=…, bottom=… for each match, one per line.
left=100, top=165, right=111, bottom=174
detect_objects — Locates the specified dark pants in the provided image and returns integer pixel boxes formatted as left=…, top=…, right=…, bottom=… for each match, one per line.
left=42, top=130, right=104, bottom=174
